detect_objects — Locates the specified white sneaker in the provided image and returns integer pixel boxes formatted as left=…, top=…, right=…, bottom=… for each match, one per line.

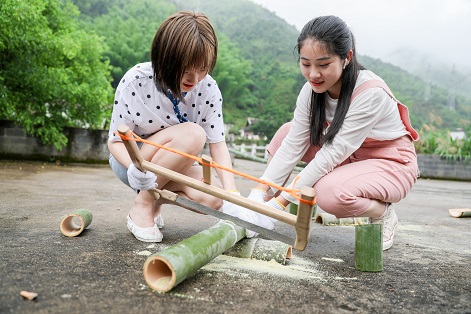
left=127, top=215, right=163, bottom=243
left=371, top=205, right=398, bottom=251
left=154, top=214, right=164, bottom=229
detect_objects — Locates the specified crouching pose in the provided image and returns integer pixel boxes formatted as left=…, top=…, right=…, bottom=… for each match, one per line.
left=108, top=11, right=258, bottom=242
left=247, top=15, right=420, bottom=250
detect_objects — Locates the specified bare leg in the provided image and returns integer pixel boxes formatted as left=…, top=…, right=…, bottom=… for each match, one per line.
left=129, top=123, right=222, bottom=227
left=360, top=199, right=387, bottom=218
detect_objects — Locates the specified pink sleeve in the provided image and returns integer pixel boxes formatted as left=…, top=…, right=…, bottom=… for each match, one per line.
left=266, top=121, right=318, bottom=163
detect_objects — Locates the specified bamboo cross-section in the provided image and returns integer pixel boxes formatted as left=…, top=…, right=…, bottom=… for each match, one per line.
left=449, top=208, right=471, bottom=218
left=117, top=125, right=316, bottom=251
left=60, top=209, right=93, bottom=237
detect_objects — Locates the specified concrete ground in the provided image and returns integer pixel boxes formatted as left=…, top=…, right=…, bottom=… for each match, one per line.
left=0, top=158, right=470, bottom=314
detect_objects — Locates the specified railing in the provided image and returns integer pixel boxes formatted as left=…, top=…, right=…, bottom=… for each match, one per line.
left=228, top=144, right=306, bottom=172
left=233, top=143, right=269, bottom=159
left=229, top=144, right=269, bottom=163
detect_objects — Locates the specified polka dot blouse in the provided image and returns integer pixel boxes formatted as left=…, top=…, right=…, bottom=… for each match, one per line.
left=108, top=62, right=225, bottom=144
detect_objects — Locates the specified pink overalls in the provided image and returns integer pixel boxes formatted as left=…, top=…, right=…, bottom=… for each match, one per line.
left=266, top=80, right=420, bottom=218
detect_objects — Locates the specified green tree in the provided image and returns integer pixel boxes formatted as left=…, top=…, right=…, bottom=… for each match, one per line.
left=76, top=0, right=176, bottom=87
left=211, top=34, right=257, bottom=125
left=0, top=0, right=113, bottom=149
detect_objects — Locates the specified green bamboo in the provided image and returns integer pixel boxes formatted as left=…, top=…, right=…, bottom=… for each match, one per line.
left=251, top=238, right=292, bottom=265
left=355, top=223, right=383, bottom=272
left=143, top=220, right=246, bottom=293
left=461, top=211, right=471, bottom=217
left=224, top=238, right=292, bottom=265
left=224, top=238, right=257, bottom=259
left=289, top=203, right=316, bottom=218
left=60, top=208, right=93, bottom=237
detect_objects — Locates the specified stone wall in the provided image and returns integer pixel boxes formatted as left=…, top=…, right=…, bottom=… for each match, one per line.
left=417, top=154, right=471, bottom=181
left=0, top=120, right=109, bottom=164
left=0, top=120, right=470, bottom=181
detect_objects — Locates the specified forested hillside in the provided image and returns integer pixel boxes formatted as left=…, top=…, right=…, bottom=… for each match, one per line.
left=72, top=0, right=471, bottom=135
left=2, top=0, right=470, bottom=148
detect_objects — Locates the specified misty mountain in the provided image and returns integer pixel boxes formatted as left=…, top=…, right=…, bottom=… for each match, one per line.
left=380, top=46, right=471, bottom=100
left=72, top=0, right=471, bottom=133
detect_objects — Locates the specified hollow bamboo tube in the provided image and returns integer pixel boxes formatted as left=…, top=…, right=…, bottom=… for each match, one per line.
left=60, top=209, right=93, bottom=237
left=290, top=203, right=317, bottom=218
left=143, top=220, right=245, bottom=293
left=224, top=238, right=293, bottom=265
left=449, top=208, right=471, bottom=218
left=355, top=223, right=383, bottom=272
left=314, top=212, right=369, bottom=226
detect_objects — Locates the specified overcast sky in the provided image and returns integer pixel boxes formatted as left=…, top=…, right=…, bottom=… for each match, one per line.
left=250, top=0, right=471, bottom=70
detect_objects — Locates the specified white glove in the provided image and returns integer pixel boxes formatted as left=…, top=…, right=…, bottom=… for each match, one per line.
left=266, top=197, right=286, bottom=212
left=255, top=197, right=284, bottom=227
left=222, top=191, right=273, bottom=238
left=127, top=163, right=157, bottom=191
left=222, top=200, right=259, bottom=238
left=247, top=188, right=267, bottom=203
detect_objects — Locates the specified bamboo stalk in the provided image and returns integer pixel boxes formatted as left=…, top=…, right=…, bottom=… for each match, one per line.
left=355, top=223, right=383, bottom=272
left=60, top=209, right=93, bottom=237
left=314, top=212, right=369, bottom=226
left=449, top=208, right=471, bottom=218
left=290, top=203, right=317, bottom=218
left=143, top=220, right=246, bottom=293
left=224, top=238, right=292, bottom=265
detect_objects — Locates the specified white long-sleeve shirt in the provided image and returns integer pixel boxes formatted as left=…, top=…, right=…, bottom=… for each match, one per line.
left=261, top=70, right=409, bottom=203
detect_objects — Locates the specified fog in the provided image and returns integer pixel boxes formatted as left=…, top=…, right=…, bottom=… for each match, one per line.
left=251, top=0, right=471, bottom=72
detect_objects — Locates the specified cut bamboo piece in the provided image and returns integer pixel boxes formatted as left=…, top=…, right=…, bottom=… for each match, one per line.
left=143, top=220, right=245, bottom=293
left=20, top=290, right=38, bottom=301
left=224, top=238, right=292, bottom=265
left=355, top=223, right=383, bottom=272
left=60, top=208, right=93, bottom=237
left=315, top=212, right=369, bottom=226
left=449, top=208, right=471, bottom=218
left=289, top=203, right=317, bottom=218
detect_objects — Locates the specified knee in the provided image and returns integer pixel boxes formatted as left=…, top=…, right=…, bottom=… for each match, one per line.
left=315, top=179, right=353, bottom=217
left=183, top=123, right=206, bottom=153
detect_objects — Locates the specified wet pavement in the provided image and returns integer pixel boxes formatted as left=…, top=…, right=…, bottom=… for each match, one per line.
left=0, top=159, right=470, bottom=313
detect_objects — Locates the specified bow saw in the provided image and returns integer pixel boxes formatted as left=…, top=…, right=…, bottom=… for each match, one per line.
left=117, top=125, right=316, bottom=251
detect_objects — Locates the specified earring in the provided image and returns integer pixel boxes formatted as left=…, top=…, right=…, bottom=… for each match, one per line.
left=343, top=62, right=347, bottom=69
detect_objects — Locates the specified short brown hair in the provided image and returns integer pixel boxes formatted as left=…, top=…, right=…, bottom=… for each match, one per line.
left=151, top=11, right=218, bottom=100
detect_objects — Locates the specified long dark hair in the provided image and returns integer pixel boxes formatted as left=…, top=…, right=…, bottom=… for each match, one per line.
left=296, top=15, right=365, bottom=145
